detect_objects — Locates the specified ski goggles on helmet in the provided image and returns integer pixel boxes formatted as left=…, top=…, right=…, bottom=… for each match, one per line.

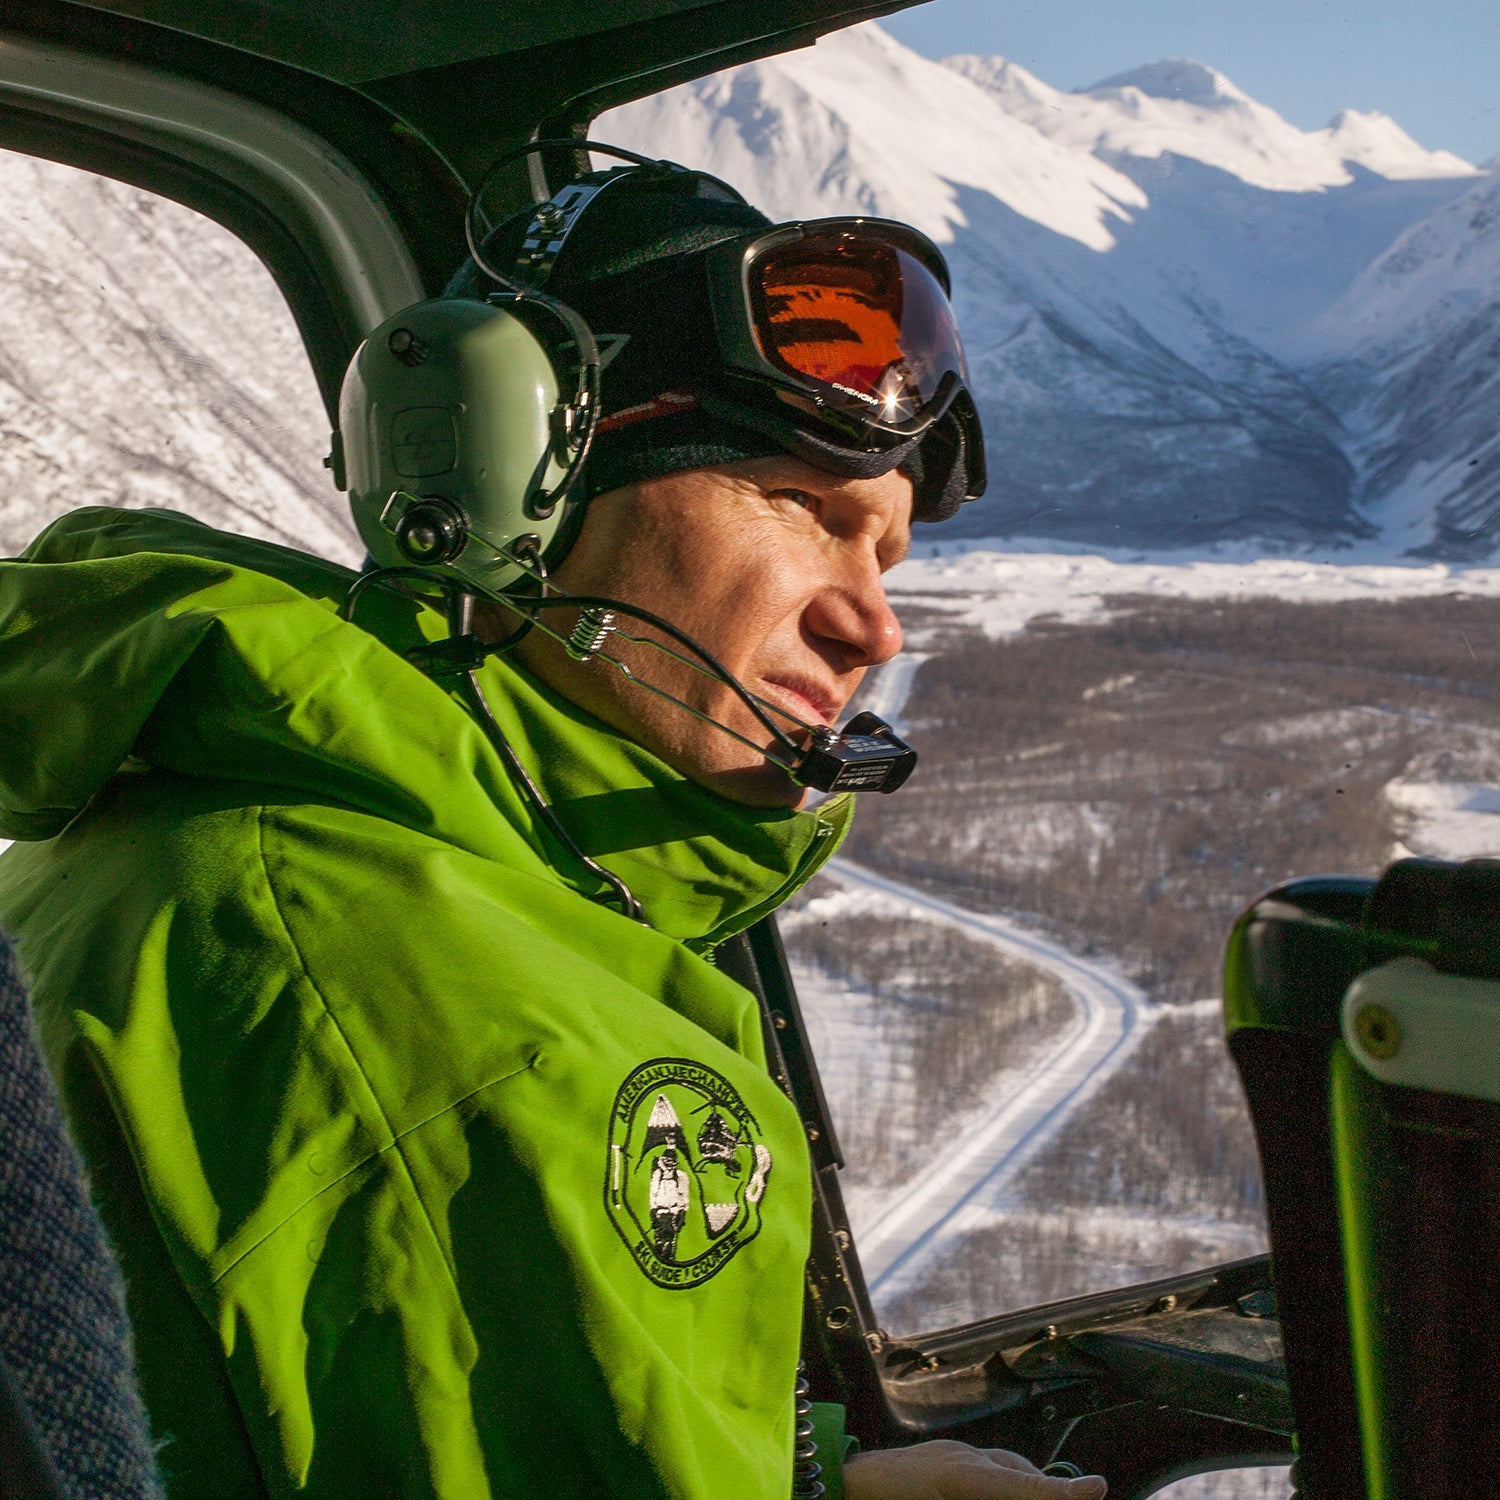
left=706, top=219, right=970, bottom=439
left=693, top=218, right=986, bottom=510
left=550, top=201, right=987, bottom=517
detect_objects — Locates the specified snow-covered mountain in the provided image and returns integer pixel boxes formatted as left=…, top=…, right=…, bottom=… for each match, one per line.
left=954, top=54, right=1473, bottom=192
left=1309, top=172, right=1500, bottom=556
left=601, top=25, right=1496, bottom=557
left=0, top=152, right=353, bottom=561
left=0, top=22, right=1493, bottom=562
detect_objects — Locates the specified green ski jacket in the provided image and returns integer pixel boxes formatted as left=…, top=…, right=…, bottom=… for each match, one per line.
left=0, top=507, right=854, bottom=1500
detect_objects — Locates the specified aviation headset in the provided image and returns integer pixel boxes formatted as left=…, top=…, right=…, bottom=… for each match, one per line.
left=331, top=141, right=986, bottom=810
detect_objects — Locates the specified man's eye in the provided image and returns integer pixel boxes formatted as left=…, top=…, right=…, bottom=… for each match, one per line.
left=773, top=489, right=817, bottom=511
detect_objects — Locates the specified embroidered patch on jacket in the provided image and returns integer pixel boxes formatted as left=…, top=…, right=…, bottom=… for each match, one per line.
left=606, top=1058, right=773, bottom=1289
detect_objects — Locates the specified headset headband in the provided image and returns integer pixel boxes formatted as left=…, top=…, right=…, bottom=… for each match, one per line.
left=514, top=171, right=645, bottom=288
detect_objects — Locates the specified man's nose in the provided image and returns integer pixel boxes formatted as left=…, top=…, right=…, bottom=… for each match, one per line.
left=803, top=566, right=904, bottom=668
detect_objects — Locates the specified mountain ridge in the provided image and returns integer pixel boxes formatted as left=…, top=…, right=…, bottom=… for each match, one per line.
left=601, top=24, right=1496, bottom=557
left=0, top=22, right=1492, bottom=562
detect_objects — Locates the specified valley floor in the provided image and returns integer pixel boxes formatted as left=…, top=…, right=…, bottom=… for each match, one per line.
left=785, top=585, right=1500, bottom=1346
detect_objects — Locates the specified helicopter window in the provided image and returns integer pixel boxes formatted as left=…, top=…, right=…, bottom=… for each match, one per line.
left=0, top=0, right=1492, bottom=1388
left=778, top=585, right=1500, bottom=1329
left=0, top=151, right=355, bottom=871
left=601, top=8, right=1500, bottom=1337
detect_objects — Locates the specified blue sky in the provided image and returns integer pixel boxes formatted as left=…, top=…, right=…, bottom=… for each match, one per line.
left=882, top=0, right=1500, bottom=164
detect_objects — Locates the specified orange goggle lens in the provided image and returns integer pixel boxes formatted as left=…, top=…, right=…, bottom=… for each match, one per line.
left=749, top=235, right=968, bottom=428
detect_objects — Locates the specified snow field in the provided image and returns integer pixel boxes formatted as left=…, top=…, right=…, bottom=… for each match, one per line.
left=887, top=541, right=1500, bottom=639
left=1387, top=780, right=1500, bottom=862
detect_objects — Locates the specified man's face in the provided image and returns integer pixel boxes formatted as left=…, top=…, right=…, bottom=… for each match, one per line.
left=501, top=455, right=913, bottom=807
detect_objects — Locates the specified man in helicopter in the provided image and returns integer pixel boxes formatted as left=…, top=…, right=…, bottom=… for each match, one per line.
left=0, top=158, right=1106, bottom=1499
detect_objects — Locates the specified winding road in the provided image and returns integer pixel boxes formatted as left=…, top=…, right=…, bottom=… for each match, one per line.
left=853, top=650, right=929, bottom=735
left=828, top=654, right=1155, bottom=1297
left=826, top=858, right=1150, bottom=1299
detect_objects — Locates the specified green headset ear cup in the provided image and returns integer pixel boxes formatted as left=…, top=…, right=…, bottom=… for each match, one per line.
left=337, top=299, right=573, bottom=588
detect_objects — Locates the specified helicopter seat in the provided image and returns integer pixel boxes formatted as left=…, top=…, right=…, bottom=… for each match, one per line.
left=1224, top=856, right=1500, bottom=1500
left=0, top=931, right=163, bottom=1500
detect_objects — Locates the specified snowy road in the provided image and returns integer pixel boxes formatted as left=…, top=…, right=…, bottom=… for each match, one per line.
left=825, top=858, right=1150, bottom=1299
left=853, top=651, right=929, bottom=738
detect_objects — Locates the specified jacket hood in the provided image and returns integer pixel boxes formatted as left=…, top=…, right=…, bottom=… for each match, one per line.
left=0, top=508, right=850, bottom=946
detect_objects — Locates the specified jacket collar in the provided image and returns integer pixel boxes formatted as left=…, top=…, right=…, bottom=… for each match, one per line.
left=463, top=650, right=852, bottom=948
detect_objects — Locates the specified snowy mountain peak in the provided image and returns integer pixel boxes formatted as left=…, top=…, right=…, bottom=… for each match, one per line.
left=942, top=53, right=1055, bottom=112
left=1084, top=58, right=1246, bottom=109
left=1320, top=108, right=1477, bottom=180
left=600, top=23, right=1145, bottom=253
left=950, top=45, right=1473, bottom=195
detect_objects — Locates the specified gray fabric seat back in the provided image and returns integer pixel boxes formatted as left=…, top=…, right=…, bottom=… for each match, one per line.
left=0, top=932, right=163, bottom=1500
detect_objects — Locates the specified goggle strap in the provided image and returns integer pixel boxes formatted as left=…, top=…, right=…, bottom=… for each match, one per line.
left=693, top=394, right=982, bottom=517
left=696, top=395, right=918, bottom=481
left=515, top=174, right=634, bottom=289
